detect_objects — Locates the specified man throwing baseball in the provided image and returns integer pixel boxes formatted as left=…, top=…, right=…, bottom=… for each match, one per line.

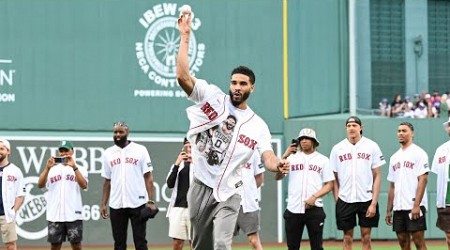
left=177, top=7, right=289, bottom=250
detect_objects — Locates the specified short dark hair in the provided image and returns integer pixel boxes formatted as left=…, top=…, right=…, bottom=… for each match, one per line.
left=231, top=66, right=255, bottom=84
left=399, top=121, right=414, bottom=131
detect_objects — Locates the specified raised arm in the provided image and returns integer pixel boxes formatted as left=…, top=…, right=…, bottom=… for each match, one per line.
left=176, top=11, right=196, bottom=95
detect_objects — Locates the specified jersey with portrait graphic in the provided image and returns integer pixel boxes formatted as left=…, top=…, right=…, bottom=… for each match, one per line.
left=387, top=143, right=429, bottom=211
left=330, top=136, right=386, bottom=203
left=101, top=142, right=153, bottom=209
left=286, top=151, right=334, bottom=214
left=186, top=79, right=273, bottom=202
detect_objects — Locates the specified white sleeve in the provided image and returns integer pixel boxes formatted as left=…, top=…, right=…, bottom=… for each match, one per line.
left=257, top=122, right=273, bottom=155
left=187, top=79, right=211, bottom=103
left=329, top=147, right=338, bottom=172
left=322, top=158, right=335, bottom=183
left=431, top=146, right=442, bottom=174
left=101, top=153, right=111, bottom=179
left=141, top=147, right=153, bottom=174
left=16, top=169, right=25, bottom=197
left=252, top=152, right=265, bottom=176
left=416, top=150, right=430, bottom=176
left=371, top=143, right=386, bottom=168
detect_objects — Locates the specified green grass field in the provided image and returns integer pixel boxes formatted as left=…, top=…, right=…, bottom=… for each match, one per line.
left=20, top=240, right=449, bottom=250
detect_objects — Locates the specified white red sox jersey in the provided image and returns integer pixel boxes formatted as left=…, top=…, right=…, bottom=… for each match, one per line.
left=186, top=79, right=273, bottom=202
left=286, top=151, right=334, bottom=214
left=45, top=164, right=88, bottom=222
left=330, top=136, right=386, bottom=203
left=101, top=142, right=153, bottom=209
left=240, top=151, right=265, bottom=213
left=431, top=140, right=450, bottom=208
left=1, top=163, right=25, bottom=223
left=387, top=143, right=429, bottom=211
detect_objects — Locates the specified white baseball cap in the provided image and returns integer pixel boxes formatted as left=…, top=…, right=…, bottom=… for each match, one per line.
left=443, top=117, right=450, bottom=129
left=0, top=138, right=11, bottom=151
left=297, top=128, right=320, bottom=146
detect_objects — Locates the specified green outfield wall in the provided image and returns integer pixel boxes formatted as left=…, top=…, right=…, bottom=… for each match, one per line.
left=2, top=116, right=449, bottom=246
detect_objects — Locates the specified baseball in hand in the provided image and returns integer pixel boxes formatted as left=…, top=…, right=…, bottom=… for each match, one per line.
left=179, top=4, right=192, bottom=17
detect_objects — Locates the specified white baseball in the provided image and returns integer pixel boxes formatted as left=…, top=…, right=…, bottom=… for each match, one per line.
left=180, top=4, right=192, bottom=17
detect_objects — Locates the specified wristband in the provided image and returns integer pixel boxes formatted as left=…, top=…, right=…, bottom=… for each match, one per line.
left=73, top=167, right=78, bottom=172
left=147, top=200, right=155, bottom=205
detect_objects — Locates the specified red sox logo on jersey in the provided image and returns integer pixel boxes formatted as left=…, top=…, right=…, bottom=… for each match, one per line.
left=237, top=134, right=257, bottom=150
left=7, top=175, right=17, bottom=182
left=291, top=164, right=322, bottom=173
left=338, top=152, right=371, bottom=162
left=392, top=161, right=415, bottom=171
left=438, top=156, right=446, bottom=164
left=110, top=157, right=140, bottom=167
left=200, top=102, right=218, bottom=120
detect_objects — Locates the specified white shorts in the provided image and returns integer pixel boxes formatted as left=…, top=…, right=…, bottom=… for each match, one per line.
left=168, top=207, right=191, bottom=241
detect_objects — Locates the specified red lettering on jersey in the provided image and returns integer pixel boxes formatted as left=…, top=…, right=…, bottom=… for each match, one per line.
left=6, top=175, right=17, bottom=182
left=125, top=157, right=139, bottom=165
left=439, top=156, right=446, bottom=164
left=237, top=134, right=258, bottom=150
left=357, top=153, right=371, bottom=160
left=110, top=158, right=121, bottom=167
left=290, top=164, right=305, bottom=171
left=403, top=161, right=415, bottom=169
left=392, top=161, right=415, bottom=171
left=50, top=175, right=62, bottom=184
left=66, top=174, right=76, bottom=182
left=243, top=163, right=251, bottom=169
left=200, top=102, right=218, bottom=120
left=338, top=153, right=353, bottom=162
left=308, top=164, right=322, bottom=173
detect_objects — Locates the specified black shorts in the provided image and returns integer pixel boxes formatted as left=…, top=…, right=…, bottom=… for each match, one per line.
left=48, top=220, right=83, bottom=244
left=436, top=206, right=450, bottom=232
left=393, top=206, right=427, bottom=232
left=335, top=198, right=379, bottom=231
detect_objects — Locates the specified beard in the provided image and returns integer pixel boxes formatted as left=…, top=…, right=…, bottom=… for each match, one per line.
left=114, top=135, right=128, bottom=148
left=229, top=90, right=250, bottom=107
left=0, top=154, right=5, bottom=163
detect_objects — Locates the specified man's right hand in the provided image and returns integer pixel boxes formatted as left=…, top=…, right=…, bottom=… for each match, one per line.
left=177, top=12, right=191, bottom=36
left=175, top=151, right=189, bottom=166
left=46, top=157, right=56, bottom=170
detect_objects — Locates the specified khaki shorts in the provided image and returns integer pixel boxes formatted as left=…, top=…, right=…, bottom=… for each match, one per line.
left=168, top=207, right=191, bottom=240
left=0, top=216, right=17, bottom=243
left=437, top=206, right=450, bottom=232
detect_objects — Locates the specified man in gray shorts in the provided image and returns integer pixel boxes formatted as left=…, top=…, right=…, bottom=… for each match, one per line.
left=431, top=117, right=450, bottom=249
left=234, top=152, right=264, bottom=250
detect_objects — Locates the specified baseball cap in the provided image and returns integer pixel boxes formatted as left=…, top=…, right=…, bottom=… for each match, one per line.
left=58, top=140, right=74, bottom=150
left=297, top=128, right=320, bottom=146
left=0, top=138, right=10, bottom=151
left=346, top=116, right=362, bottom=126
left=443, top=117, right=450, bottom=129
left=382, top=98, right=388, bottom=102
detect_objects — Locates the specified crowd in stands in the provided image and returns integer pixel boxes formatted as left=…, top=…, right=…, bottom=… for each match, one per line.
left=379, top=91, right=450, bottom=118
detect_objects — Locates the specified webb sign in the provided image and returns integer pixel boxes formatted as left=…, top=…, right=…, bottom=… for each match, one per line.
left=5, top=136, right=282, bottom=245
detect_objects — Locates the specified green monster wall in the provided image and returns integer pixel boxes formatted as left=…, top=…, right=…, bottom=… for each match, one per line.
left=0, top=0, right=284, bottom=133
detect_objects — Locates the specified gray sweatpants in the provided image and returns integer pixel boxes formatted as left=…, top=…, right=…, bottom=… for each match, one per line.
left=188, top=178, right=241, bottom=250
